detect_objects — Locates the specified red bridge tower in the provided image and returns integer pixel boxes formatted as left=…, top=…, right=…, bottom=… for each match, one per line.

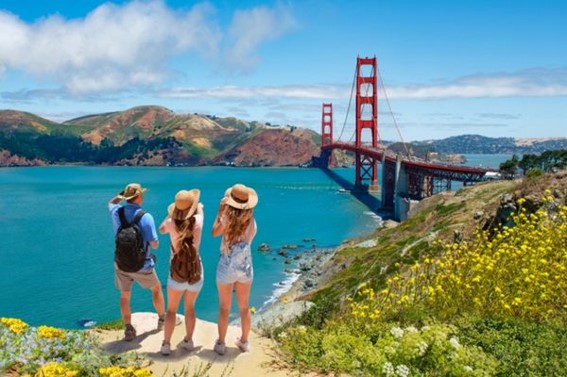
left=321, top=103, right=333, bottom=166
left=355, top=56, right=379, bottom=191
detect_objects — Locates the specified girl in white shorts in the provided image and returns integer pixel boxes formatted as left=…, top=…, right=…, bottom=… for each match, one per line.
left=211, top=183, right=258, bottom=355
left=158, top=189, right=204, bottom=355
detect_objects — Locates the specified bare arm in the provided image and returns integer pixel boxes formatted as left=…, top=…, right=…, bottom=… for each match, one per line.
left=158, top=217, right=169, bottom=234
left=212, top=198, right=227, bottom=237
left=108, top=195, right=121, bottom=206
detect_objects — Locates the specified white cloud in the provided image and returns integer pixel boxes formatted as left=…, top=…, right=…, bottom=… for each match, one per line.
left=160, top=84, right=347, bottom=99
left=224, top=3, right=297, bottom=71
left=387, top=68, right=567, bottom=99
left=159, top=68, right=567, bottom=102
left=0, top=1, right=220, bottom=93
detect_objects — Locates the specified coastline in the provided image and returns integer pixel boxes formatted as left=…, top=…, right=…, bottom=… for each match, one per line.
left=251, top=242, right=363, bottom=331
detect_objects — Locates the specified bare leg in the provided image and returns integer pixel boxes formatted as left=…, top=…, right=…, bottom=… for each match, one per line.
left=163, top=288, right=183, bottom=345
left=183, top=291, right=200, bottom=341
left=234, top=281, right=252, bottom=343
left=150, top=283, right=166, bottom=318
left=216, top=283, right=234, bottom=343
left=120, top=290, right=132, bottom=325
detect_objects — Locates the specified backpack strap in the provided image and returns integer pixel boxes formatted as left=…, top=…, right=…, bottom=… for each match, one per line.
left=118, top=207, right=145, bottom=227
left=132, top=210, right=146, bottom=224
left=118, top=206, right=128, bottom=227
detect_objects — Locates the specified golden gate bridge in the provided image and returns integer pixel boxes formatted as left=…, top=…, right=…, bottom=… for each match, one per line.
left=317, top=57, right=495, bottom=220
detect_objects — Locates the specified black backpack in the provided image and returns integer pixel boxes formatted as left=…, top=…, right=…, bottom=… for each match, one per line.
left=115, top=207, right=147, bottom=272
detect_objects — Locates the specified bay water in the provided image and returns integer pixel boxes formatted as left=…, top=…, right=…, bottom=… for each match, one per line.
left=0, top=154, right=511, bottom=329
left=0, top=166, right=379, bottom=329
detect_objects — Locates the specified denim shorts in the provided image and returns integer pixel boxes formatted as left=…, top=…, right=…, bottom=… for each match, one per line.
left=167, top=261, right=204, bottom=292
left=216, top=242, right=253, bottom=284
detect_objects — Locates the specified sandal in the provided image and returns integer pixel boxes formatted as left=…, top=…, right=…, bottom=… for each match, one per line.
left=124, top=324, right=136, bottom=341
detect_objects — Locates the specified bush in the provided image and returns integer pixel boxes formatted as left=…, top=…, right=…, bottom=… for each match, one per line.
left=279, top=322, right=497, bottom=376
left=0, top=317, right=150, bottom=376
left=456, top=316, right=567, bottom=377
left=357, top=194, right=566, bottom=322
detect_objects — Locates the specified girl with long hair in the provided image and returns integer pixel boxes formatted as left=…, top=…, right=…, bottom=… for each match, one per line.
left=158, top=189, right=204, bottom=355
left=211, top=183, right=258, bottom=355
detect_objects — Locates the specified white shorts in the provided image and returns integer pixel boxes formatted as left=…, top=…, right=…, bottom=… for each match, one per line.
left=167, top=262, right=204, bottom=292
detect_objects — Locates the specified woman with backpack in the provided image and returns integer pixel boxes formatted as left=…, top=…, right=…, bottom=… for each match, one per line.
left=211, top=183, right=258, bottom=355
left=158, top=189, right=204, bottom=356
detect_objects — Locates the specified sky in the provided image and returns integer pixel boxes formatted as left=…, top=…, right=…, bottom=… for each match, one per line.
left=0, top=0, right=566, bottom=142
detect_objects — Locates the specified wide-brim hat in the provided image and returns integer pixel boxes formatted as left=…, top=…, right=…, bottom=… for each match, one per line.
left=117, top=183, right=148, bottom=200
left=168, top=189, right=200, bottom=220
left=225, top=183, right=258, bottom=209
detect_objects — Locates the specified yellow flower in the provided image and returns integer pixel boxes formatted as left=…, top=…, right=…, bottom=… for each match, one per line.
left=38, top=325, right=66, bottom=339
left=36, top=362, right=79, bottom=377
left=1, top=317, right=29, bottom=334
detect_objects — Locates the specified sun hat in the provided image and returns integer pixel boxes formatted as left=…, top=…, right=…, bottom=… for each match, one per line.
left=117, top=183, right=148, bottom=200
left=168, top=189, right=200, bottom=220
left=225, top=183, right=258, bottom=209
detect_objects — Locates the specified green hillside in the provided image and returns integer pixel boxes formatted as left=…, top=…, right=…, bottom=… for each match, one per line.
left=274, top=171, right=567, bottom=376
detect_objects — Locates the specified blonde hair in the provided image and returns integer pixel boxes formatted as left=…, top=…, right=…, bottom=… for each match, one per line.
left=224, top=206, right=253, bottom=247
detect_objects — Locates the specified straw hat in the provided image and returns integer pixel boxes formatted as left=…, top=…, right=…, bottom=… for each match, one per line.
left=168, top=189, right=200, bottom=220
left=117, top=183, right=148, bottom=200
left=225, top=183, right=258, bottom=209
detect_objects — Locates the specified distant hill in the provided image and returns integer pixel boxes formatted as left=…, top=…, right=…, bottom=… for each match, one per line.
left=0, top=106, right=320, bottom=167
left=414, top=134, right=567, bottom=154
left=1, top=108, right=565, bottom=167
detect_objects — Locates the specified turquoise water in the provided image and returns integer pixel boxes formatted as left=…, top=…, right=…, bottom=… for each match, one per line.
left=0, top=155, right=510, bottom=329
left=0, top=166, right=379, bottom=329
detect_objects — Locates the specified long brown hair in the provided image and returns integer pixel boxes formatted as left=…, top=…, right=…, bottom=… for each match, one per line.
left=174, top=216, right=196, bottom=253
left=224, top=206, right=253, bottom=246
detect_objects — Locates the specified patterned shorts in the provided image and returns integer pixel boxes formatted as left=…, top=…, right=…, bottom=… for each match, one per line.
left=216, top=242, right=254, bottom=284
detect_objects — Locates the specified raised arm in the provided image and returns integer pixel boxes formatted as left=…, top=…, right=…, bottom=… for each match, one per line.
left=212, top=198, right=228, bottom=237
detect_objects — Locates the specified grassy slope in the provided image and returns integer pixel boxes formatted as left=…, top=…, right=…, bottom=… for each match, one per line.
left=303, top=179, right=518, bottom=306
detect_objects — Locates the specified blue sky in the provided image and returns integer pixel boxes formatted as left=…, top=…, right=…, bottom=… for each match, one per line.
left=0, top=0, right=565, bottom=141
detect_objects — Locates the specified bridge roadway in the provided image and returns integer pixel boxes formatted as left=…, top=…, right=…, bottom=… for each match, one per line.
left=324, top=142, right=491, bottom=177
left=321, top=142, right=494, bottom=220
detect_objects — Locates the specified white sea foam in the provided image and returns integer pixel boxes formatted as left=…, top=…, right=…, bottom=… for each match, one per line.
left=363, top=211, right=384, bottom=226
left=259, top=270, right=300, bottom=312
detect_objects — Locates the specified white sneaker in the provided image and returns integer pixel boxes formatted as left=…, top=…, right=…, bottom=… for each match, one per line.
left=179, top=338, right=195, bottom=351
left=160, top=341, right=171, bottom=355
left=235, top=337, right=249, bottom=352
left=213, top=339, right=226, bottom=355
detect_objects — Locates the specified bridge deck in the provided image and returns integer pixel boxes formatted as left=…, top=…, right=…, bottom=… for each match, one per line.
left=323, top=143, right=493, bottom=176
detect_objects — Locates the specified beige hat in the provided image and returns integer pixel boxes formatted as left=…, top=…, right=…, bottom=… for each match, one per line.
left=168, top=189, right=200, bottom=220
left=225, top=183, right=258, bottom=209
left=117, top=183, right=148, bottom=200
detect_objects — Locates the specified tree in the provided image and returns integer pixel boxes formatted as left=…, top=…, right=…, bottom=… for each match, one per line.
left=499, top=154, right=519, bottom=179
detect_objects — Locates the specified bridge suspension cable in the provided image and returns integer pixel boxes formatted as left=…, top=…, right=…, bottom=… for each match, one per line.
left=377, top=67, right=411, bottom=157
left=336, top=62, right=357, bottom=143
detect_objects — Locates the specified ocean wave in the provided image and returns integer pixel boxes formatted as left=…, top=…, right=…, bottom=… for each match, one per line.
left=258, top=270, right=300, bottom=312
